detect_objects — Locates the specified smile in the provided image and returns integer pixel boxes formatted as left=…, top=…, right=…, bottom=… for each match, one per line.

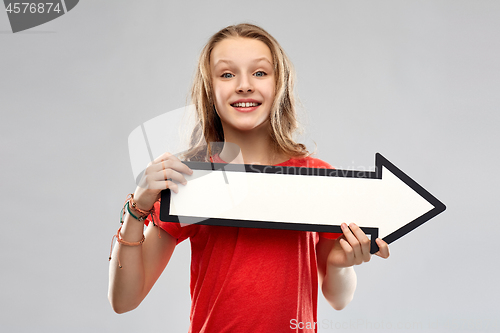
left=231, top=102, right=261, bottom=108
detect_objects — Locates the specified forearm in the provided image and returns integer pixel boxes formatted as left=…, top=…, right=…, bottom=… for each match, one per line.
left=108, top=154, right=189, bottom=313
left=321, top=265, right=357, bottom=310
left=108, top=213, right=148, bottom=313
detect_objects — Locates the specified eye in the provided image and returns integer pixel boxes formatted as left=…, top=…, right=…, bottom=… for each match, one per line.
left=221, top=73, right=234, bottom=78
left=254, top=71, right=267, bottom=77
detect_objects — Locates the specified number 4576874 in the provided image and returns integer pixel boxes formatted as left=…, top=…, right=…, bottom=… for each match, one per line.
left=5, top=2, right=62, bottom=14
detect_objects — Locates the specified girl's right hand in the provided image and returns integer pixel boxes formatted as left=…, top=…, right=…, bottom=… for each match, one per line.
left=133, top=152, right=193, bottom=211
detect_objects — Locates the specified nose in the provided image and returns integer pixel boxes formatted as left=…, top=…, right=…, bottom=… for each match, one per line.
left=236, top=74, right=253, bottom=93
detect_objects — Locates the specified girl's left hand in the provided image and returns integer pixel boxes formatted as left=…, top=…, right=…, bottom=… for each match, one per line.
left=327, top=222, right=390, bottom=268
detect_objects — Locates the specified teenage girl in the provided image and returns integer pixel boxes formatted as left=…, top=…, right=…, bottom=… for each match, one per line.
left=108, top=23, right=390, bottom=332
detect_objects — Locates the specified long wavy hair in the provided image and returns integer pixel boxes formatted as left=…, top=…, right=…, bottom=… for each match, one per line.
left=183, top=23, right=309, bottom=162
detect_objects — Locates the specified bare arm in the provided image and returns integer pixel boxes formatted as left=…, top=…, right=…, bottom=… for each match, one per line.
left=108, top=152, right=192, bottom=313
left=317, top=237, right=357, bottom=310
left=317, top=223, right=390, bottom=310
left=108, top=217, right=176, bottom=313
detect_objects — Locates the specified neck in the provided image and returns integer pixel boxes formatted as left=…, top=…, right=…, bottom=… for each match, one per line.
left=218, top=123, right=287, bottom=165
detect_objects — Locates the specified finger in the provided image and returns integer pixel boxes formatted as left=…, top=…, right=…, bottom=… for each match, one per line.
left=349, top=223, right=371, bottom=263
left=338, top=237, right=354, bottom=264
left=155, top=157, right=193, bottom=176
left=166, top=180, right=179, bottom=194
left=140, top=178, right=177, bottom=192
left=341, top=223, right=362, bottom=264
left=153, top=167, right=189, bottom=186
left=375, top=238, right=390, bottom=259
left=152, top=151, right=173, bottom=164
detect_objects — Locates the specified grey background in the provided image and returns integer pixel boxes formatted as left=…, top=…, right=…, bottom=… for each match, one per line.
left=1, top=1, right=499, bottom=332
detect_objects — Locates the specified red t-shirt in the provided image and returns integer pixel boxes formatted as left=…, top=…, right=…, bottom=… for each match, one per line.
left=147, top=155, right=341, bottom=332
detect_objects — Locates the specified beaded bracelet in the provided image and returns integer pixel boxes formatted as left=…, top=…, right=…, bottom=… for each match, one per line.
left=129, top=193, right=153, bottom=215
left=109, top=226, right=145, bottom=269
left=110, top=193, right=161, bottom=268
left=120, top=193, right=157, bottom=226
left=126, top=201, right=148, bottom=222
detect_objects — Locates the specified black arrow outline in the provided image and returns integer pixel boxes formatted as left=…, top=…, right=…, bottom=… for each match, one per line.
left=160, top=153, right=446, bottom=254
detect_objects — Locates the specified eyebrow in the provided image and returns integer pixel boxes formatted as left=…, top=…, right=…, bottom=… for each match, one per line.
left=214, top=57, right=273, bottom=68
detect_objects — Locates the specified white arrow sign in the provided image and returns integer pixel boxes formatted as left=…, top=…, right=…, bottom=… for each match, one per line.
left=160, top=153, right=446, bottom=253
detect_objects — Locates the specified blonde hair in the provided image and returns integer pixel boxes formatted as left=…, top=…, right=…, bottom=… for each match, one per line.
left=184, top=23, right=309, bottom=161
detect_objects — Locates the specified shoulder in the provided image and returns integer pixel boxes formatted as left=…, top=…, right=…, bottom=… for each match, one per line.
left=278, top=155, right=333, bottom=169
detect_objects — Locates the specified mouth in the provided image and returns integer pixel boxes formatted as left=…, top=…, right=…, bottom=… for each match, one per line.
left=230, top=102, right=262, bottom=109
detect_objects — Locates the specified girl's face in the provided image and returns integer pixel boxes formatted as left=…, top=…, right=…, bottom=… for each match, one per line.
left=210, top=37, right=276, bottom=136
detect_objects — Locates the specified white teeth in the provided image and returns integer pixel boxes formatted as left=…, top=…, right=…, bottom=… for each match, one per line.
left=232, top=102, right=259, bottom=107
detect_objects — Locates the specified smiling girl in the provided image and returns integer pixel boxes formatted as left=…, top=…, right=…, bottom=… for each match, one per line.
left=108, top=23, right=390, bottom=333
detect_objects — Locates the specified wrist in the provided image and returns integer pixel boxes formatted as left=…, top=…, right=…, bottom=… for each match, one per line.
left=132, top=190, right=158, bottom=211
left=120, top=193, right=157, bottom=225
left=132, top=199, right=154, bottom=212
left=130, top=193, right=156, bottom=213
left=126, top=202, right=149, bottom=222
